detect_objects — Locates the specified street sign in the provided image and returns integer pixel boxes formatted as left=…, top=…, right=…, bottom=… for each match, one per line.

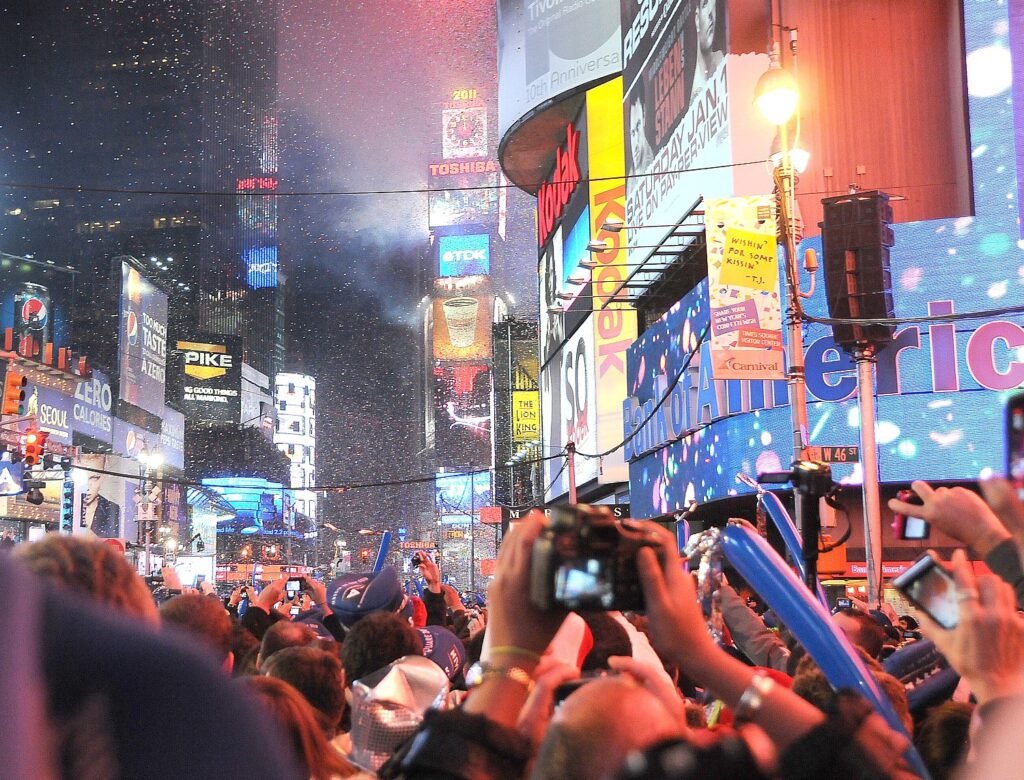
left=804, top=445, right=860, bottom=464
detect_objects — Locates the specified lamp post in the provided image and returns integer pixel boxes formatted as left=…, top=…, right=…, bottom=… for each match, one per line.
left=137, top=446, right=164, bottom=577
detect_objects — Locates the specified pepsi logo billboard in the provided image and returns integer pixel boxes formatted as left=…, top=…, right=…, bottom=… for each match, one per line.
left=438, top=234, right=490, bottom=278
left=118, top=261, right=168, bottom=417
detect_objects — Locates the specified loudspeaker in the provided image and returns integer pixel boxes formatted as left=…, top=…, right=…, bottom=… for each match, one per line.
left=820, top=191, right=896, bottom=354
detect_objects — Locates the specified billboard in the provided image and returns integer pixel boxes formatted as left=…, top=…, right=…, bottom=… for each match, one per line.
left=160, top=407, right=186, bottom=471
left=512, top=390, right=540, bottom=442
left=118, top=261, right=168, bottom=417
left=622, top=0, right=734, bottom=269
left=539, top=229, right=565, bottom=366
left=497, top=0, right=621, bottom=138
left=442, top=106, right=488, bottom=159
left=432, top=365, right=493, bottom=468
left=428, top=171, right=499, bottom=227
left=432, top=295, right=493, bottom=361
left=72, top=370, right=114, bottom=444
left=586, top=77, right=638, bottom=485
left=244, top=246, right=279, bottom=289
left=74, top=454, right=135, bottom=540
left=177, top=335, right=243, bottom=424
left=0, top=260, right=74, bottom=356
left=438, top=234, right=491, bottom=278
left=202, top=477, right=291, bottom=534
left=624, top=1, right=1024, bottom=517
left=435, top=471, right=493, bottom=515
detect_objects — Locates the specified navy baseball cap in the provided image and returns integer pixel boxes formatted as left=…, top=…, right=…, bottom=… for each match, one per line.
left=417, top=626, right=465, bottom=681
left=327, top=566, right=408, bottom=628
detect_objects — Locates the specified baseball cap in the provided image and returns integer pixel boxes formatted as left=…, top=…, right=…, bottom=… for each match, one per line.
left=327, top=566, right=407, bottom=628
left=417, top=625, right=465, bottom=681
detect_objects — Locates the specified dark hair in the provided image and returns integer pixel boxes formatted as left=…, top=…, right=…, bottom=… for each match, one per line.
left=160, top=593, right=233, bottom=660
left=341, top=611, right=421, bottom=684
left=835, top=608, right=887, bottom=659
left=258, top=621, right=319, bottom=667
left=580, top=612, right=633, bottom=672
left=899, top=615, right=920, bottom=630
left=16, top=535, right=158, bottom=624
left=263, top=647, right=346, bottom=737
left=230, top=623, right=260, bottom=676
left=914, top=701, right=972, bottom=780
left=244, top=676, right=356, bottom=779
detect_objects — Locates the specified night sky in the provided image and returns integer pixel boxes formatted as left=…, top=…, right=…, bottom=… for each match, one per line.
left=0, top=1, right=536, bottom=535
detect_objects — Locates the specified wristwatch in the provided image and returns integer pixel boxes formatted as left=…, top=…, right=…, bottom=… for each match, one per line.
left=465, top=661, right=535, bottom=693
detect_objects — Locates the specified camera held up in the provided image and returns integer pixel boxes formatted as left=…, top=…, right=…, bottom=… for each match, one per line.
left=529, top=504, right=661, bottom=612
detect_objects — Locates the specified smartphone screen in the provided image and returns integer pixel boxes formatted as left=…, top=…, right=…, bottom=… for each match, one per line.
left=285, top=578, right=301, bottom=598
left=1007, top=393, right=1024, bottom=499
left=892, top=554, right=960, bottom=629
left=289, top=605, right=300, bottom=617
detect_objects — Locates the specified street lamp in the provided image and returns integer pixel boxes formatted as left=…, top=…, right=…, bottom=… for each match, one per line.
left=136, top=445, right=164, bottom=577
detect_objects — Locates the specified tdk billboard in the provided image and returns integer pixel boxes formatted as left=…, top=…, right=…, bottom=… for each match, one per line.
left=438, top=234, right=490, bottom=278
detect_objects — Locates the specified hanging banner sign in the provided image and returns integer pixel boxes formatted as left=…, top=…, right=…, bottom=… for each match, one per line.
left=705, top=196, right=785, bottom=380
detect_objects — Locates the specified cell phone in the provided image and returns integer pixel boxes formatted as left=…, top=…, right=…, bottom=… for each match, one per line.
left=290, top=605, right=300, bottom=617
left=1007, top=392, right=1024, bottom=499
left=835, top=597, right=853, bottom=610
left=892, top=552, right=960, bottom=629
left=286, top=577, right=302, bottom=598
left=893, top=489, right=929, bottom=540
left=194, top=574, right=206, bottom=588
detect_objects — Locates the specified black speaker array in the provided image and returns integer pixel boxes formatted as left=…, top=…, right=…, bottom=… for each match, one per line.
left=819, top=191, right=896, bottom=354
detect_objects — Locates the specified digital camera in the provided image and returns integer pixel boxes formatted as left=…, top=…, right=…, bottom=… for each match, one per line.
left=529, top=504, right=660, bottom=612
left=411, top=552, right=425, bottom=567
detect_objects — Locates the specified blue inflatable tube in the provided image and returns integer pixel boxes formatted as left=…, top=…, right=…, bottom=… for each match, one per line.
left=372, top=531, right=392, bottom=574
left=759, top=490, right=829, bottom=608
left=721, top=522, right=931, bottom=778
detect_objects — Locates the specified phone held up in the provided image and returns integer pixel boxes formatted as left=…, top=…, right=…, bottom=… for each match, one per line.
left=892, top=552, right=961, bottom=630
left=1007, top=391, right=1024, bottom=500
left=892, top=489, right=929, bottom=540
left=285, top=577, right=303, bottom=599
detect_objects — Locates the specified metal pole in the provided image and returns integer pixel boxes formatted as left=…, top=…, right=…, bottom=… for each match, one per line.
left=855, top=349, right=884, bottom=606
left=469, top=473, right=476, bottom=592
left=141, top=469, right=152, bottom=577
left=567, top=441, right=578, bottom=503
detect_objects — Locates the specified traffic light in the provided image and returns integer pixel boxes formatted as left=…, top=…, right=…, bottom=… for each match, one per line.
left=60, top=477, right=75, bottom=532
left=23, top=430, right=47, bottom=467
left=2, top=369, right=27, bottom=416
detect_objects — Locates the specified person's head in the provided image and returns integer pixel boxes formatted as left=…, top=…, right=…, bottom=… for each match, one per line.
left=257, top=620, right=318, bottom=668
left=532, top=675, right=688, bottom=780
left=833, top=608, right=887, bottom=659
left=341, top=611, right=422, bottom=684
left=696, top=0, right=725, bottom=58
left=160, top=593, right=233, bottom=672
left=899, top=615, right=920, bottom=631
left=914, top=701, right=973, bottom=780
left=629, top=95, right=647, bottom=170
left=263, top=647, right=346, bottom=738
left=244, top=676, right=355, bottom=780
left=16, top=534, right=158, bottom=625
left=230, top=622, right=260, bottom=676
left=86, top=474, right=102, bottom=499
left=326, top=565, right=409, bottom=629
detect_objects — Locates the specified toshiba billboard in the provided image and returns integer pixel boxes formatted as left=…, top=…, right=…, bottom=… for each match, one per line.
left=175, top=334, right=242, bottom=424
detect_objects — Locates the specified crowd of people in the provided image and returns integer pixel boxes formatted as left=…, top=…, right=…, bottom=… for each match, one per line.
left=3, top=476, right=1024, bottom=778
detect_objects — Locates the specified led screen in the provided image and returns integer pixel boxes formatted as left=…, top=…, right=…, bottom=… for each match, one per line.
left=0, top=258, right=74, bottom=353
left=428, top=172, right=499, bottom=227
left=432, top=295, right=493, bottom=361
left=438, top=234, right=490, bottom=278
left=435, top=471, right=493, bottom=515
left=245, top=246, right=279, bottom=289
left=624, top=0, right=1024, bottom=518
left=118, top=261, right=168, bottom=417
left=432, top=364, right=493, bottom=468
left=202, top=477, right=290, bottom=534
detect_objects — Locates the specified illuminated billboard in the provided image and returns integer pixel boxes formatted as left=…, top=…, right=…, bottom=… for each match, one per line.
left=621, top=0, right=735, bottom=269
left=438, top=234, right=490, bottom=278
left=0, top=259, right=74, bottom=356
left=177, top=334, right=243, bottom=424
left=428, top=171, right=499, bottom=227
left=497, top=0, right=621, bottom=138
left=443, top=106, right=488, bottom=159
left=202, top=477, right=291, bottom=534
left=118, top=261, right=168, bottom=417
left=435, top=471, right=492, bottom=515
left=624, top=0, right=1024, bottom=518
left=432, top=365, right=493, bottom=468
left=432, top=295, right=493, bottom=362
left=245, top=246, right=279, bottom=289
